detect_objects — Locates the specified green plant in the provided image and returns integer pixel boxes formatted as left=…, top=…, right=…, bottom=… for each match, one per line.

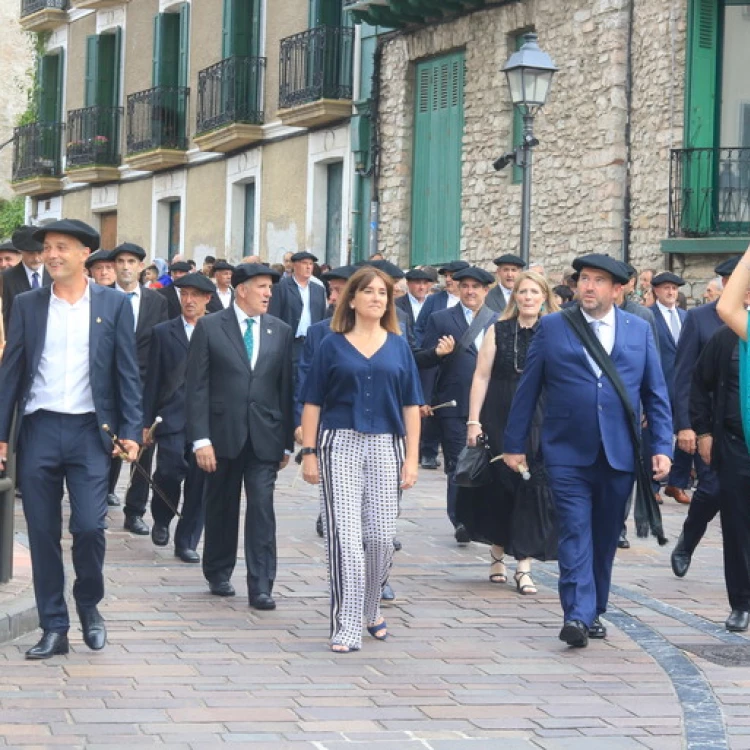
left=0, top=197, right=26, bottom=241
left=16, top=31, right=52, bottom=127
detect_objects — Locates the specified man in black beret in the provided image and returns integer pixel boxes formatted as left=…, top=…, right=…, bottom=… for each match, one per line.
left=159, top=261, right=222, bottom=319
left=414, top=260, right=469, bottom=346
left=485, top=253, right=526, bottom=314
left=397, top=268, right=433, bottom=331
left=142, top=273, right=215, bottom=563
left=1, top=225, right=52, bottom=332
left=85, top=249, right=116, bottom=287
left=109, top=242, right=169, bottom=524
left=419, top=266, right=499, bottom=543
left=212, top=259, right=235, bottom=309
left=186, top=263, right=294, bottom=609
left=0, top=240, right=20, bottom=271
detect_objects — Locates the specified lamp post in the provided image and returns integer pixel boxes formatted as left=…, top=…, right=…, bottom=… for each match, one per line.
left=502, top=33, right=558, bottom=265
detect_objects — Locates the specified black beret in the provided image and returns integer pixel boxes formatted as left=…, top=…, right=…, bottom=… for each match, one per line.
left=211, top=260, right=234, bottom=272
left=622, top=262, right=637, bottom=279
left=405, top=268, right=433, bottom=281
left=85, top=249, right=112, bottom=269
left=31, top=219, right=99, bottom=251
left=290, top=251, right=318, bottom=263
left=321, top=265, right=355, bottom=282
left=715, top=256, right=740, bottom=276
left=493, top=254, right=526, bottom=268
left=651, top=271, right=685, bottom=287
left=366, top=259, right=404, bottom=279
left=571, top=254, right=629, bottom=285
left=438, top=260, right=470, bottom=275
left=169, top=261, right=191, bottom=273
left=173, top=272, right=216, bottom=294
left=231, top=262, right=281, bottom=288
left=110, top=242, right=146, bottom=261
left=452, top=266, right=495, bottom=286
left=0, top=240, right=20, bottom=254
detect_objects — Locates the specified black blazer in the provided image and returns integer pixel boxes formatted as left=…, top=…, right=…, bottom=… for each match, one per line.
left=186, top=307, right=294, bottom=461
left=158, top=283, right=224, bottom=319
left=143, top=317, right=190, bottom=437
left=1, top=263, right=52, bottom=332
left=0, top=284, right=142, bottom=452
left=135, top=287, right=169, bottom=383
left=267, top=275, right=327, bottom=335
left=396, top=294, right=416, bottom=329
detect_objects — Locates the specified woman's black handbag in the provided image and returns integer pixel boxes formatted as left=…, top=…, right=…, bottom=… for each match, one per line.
left=454, top=435, right=493, bottom=487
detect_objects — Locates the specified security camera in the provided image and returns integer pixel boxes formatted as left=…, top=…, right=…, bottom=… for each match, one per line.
left=493, top=152, right=516, bottom=171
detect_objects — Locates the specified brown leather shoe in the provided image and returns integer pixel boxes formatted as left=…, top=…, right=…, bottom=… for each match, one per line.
left=665, top=486, right=691, bottom=505
left=654, top=492, right=664, bottom=505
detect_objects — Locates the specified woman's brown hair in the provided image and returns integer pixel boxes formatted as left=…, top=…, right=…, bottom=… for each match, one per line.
left=331, top=267, right=401, bottom=334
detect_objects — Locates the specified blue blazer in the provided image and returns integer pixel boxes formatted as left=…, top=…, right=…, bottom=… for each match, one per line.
left=0, top=283, right=142, bottom=453
left=415, top=291, right=450, bottom=347
left=673, top=300, right=723, bottom=432
left=420, top=304, right=499, bottom=419
left=504, top=308, right=673, bottom=472
left=649, top=304, right=687, bottom=406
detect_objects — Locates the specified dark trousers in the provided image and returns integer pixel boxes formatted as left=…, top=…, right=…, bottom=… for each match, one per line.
left=152, top=432, right=206, bottom=552
left=202, top=439, right=279, bottom=598
left=717, top=433, right=750, bottom=612
left=108, top=456, right=121, bottom=495
left=420, top=414, right=440, bottom=462
left=436, top=415, right=466, bottom=525
left=681, top=452, right=720, bottom=553
left=123, top=444, right=155, bottom=519
left=547, top=449, right=634, bottom=627
left=667, top=445, right=695, bottom=488
left=18, top=411, right=109, bottom=633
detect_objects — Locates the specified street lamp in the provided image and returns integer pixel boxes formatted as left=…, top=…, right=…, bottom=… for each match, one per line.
left=499, top=32, right=558, bottom=264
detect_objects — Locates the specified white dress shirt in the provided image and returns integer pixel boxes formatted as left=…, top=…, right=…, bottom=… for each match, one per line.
left=23, top=263, right=42, bottom=289
left=115, top=283, right=141, bottom=330
left=182, top=316, right=195, bottom=342
left=25, top=282, right=95, bottom=415
left=294, top=277, right=312, bottom=338
left=461, top=303, right=485, bottom=351
left=656, top=300, right=681, bottom=340
left=447, top=292, right=460, bottom=308
left=217, top=287, right=233, bottom=309
left=580, top=305, right=616, bottom=377
left=407, top=293, right=424, bottom=322
left=501, top=285, right=512, bottom=304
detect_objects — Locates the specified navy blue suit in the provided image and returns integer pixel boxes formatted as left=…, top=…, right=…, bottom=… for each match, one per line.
left=421, top=304, right=499, bottom=523
left=0, top=283, right=141, bottom=633
left=415, top=291, right=451, bottom=347
left=504, top=308, right=672, bottom=627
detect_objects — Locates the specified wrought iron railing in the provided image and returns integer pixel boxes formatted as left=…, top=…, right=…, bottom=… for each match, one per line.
left=126, top=86, right=190, bottom=155
left=12, top=121, right=64, bottom=182
left=279, top=25, right=354, bottom=109
left=21, top=0, right=67, bottom=16
left=196, top=56, right=266, bottom=134
left=66, top=106, right=122, bottom=167
left=669, top=147, right=750, bottom=237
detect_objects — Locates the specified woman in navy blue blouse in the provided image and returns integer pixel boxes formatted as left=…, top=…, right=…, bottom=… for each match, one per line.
left=301, top=267, right=423, bottom=653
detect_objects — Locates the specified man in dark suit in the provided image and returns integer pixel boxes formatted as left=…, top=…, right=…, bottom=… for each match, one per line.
left=504, top=254, right=672, bottom=648
left=414, top=260, right=468, bottom=346
left=420, top=267, right=499, bottom=542
left=187, top=263, right=294, bottom=610
left=268, top=250, right=327, bottom=370
left=0, top=239, right=21, bottom=271
left=649, top=272, right=691, bottom=505
left=670, top=257, right=737, bottom=577
left=143, top=273, right=215, bottom=563
left=212, top=259, right=235, bottom=309
left=159, top=261, right=224, bottom=318
left=109, top=243, right=169, bottom=534
left=0, top=219, right=141, bottom=659
left=485, top=253, right=525, bottom=314
left=1, top=225, right=52, bottom=332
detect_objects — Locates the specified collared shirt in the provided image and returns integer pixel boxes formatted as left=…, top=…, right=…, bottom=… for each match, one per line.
left=23, top=263, right=42, bottom=289
left=233, top=302, right=260, bottom=370
left=407, top=293, right=424, bottom=323
left=217, top=287, right=233, bottom=309
left=656, top=300, right=681, bottom=339
left=580, top=305, right=616, bottom=354
left=25, top=282, right=95, bottom=415
left=446, top=292, right=460, bottom=308
left=501, top=285, right=512, bottom=304
left=294, top=276, right=312, bottom=338
left=181, top=316, right=195, bottom=342
left=115, top=283, right=141, bottom=330
left=460, top=303, right=485, bottom=351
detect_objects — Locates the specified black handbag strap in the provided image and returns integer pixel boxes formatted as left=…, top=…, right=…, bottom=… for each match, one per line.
left=456, top=304, right=495, bottom=354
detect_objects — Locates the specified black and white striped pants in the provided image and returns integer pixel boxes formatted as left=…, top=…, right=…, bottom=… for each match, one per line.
left=319, top=429, right=404, bottom=649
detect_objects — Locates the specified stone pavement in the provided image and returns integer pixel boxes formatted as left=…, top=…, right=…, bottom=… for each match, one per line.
left=0, top=462, right=747, bottom=749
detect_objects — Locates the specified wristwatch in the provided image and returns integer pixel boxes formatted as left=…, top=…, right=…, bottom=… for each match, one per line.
left=300, top=447, right=317, bottom=456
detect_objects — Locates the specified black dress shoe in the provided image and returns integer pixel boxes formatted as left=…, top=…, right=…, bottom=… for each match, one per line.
left=77, top=607, right=107, bottom=650
left=175, top=548, right=200, bottom=563
left=420, top=457, right=440, bottom=470
left=393, top=537, right=402, bottom=552
left=315, top=513, right=324, bottom=538
left=249, top=593, right=276, bottom=610
left=726, top=609, right=750, bottom=632
left=151, top=523, right=170, bottom=546
left=124, top=515, right=149, bottom=535
left=559, top=620, right=589, bottom=648
left=671, top=533, right=692, bottom=578
left=381, top=583, right=395, bottom=601
left=588, top=617, right=607, bottom=639
left=25, top=632, right=69, bottom=660
left=454, top=523, right=471, bottom=545
left=107, top=493, right=120, bottom=507
left=209, top=580, right=235, bottom=597
left=617, top=532, right=630, bottom=549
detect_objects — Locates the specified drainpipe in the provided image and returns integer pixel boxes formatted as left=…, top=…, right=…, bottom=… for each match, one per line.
left=622, top=0, right=634, bottom=264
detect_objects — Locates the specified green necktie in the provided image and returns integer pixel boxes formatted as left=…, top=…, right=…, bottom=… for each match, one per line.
left=244, top=318, right=255, bottom=364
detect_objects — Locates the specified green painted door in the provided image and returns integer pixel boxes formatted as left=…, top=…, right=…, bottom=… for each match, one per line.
left=243, top=182, right=256, bottom=255
left=84, top=30, right=121, bottom=155
left=325, top=161, right=343, bottom=265
left=411, top=52, right=464, bottom=266
left=222, top=0, right=261, bottom=121
left=38, top=52, right=64, bottom=170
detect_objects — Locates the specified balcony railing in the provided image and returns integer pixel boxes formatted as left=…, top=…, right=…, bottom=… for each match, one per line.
left=196, top=56, right=266, bottom=135
left=21, top=0, right=67, bottom=16
left=12, top=121, right=64, bottom=182
left=126, top=86, right=189, bottom=155
left=66, top=106, right=122, bottom=167
left=669, top=147, right=750, bottom=237
left=279, top=25, right=354, bottom=109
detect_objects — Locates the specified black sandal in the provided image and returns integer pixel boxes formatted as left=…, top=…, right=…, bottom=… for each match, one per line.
left=489, top=552, right=507, bottom=584
left=514, top=570, right=537, bottom=595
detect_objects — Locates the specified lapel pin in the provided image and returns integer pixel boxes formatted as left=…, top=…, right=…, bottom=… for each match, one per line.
left=266, top=328, right=272, bottom=334
left=96, top=317, right=102, bottom=323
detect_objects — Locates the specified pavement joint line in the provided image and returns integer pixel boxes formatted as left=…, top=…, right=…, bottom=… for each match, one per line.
left=533, top=568, right=729, bottom=750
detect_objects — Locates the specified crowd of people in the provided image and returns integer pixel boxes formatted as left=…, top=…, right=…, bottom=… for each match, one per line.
left=0, top=218, right=749, bottom=659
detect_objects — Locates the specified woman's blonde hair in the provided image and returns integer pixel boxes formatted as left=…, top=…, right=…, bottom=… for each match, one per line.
left=500, top=270, right=560, bottom=321
left=330, top=266, right=401, bottom=334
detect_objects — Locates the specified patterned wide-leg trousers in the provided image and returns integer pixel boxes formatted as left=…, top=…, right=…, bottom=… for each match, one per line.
left=319, top=429, right=404, bottom=649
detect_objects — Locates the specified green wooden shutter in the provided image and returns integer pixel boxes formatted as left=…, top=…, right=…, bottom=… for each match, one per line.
left=111, top=26, right=122, bottom=107
left=309, top=0, right=342, bottom=27
left=84, top=35, right=99, bottom=107
left=325, top=161, right=343, bottom=264
left=178, top=3, right=190, bottom=88
left=411, top=52, right=464, bottom=266
left=222, top=0, right=233, bottom=58
left=97, top=34, right=116, bottom=107
left=153, top=13, right=179, bottom=87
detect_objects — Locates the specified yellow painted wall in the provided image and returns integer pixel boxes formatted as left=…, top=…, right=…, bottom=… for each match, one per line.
left=117, top=179, right=153, bottom=250
left=61, top=189, right=92, bottom=223
left=185, top=159, right=226, bottom=259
